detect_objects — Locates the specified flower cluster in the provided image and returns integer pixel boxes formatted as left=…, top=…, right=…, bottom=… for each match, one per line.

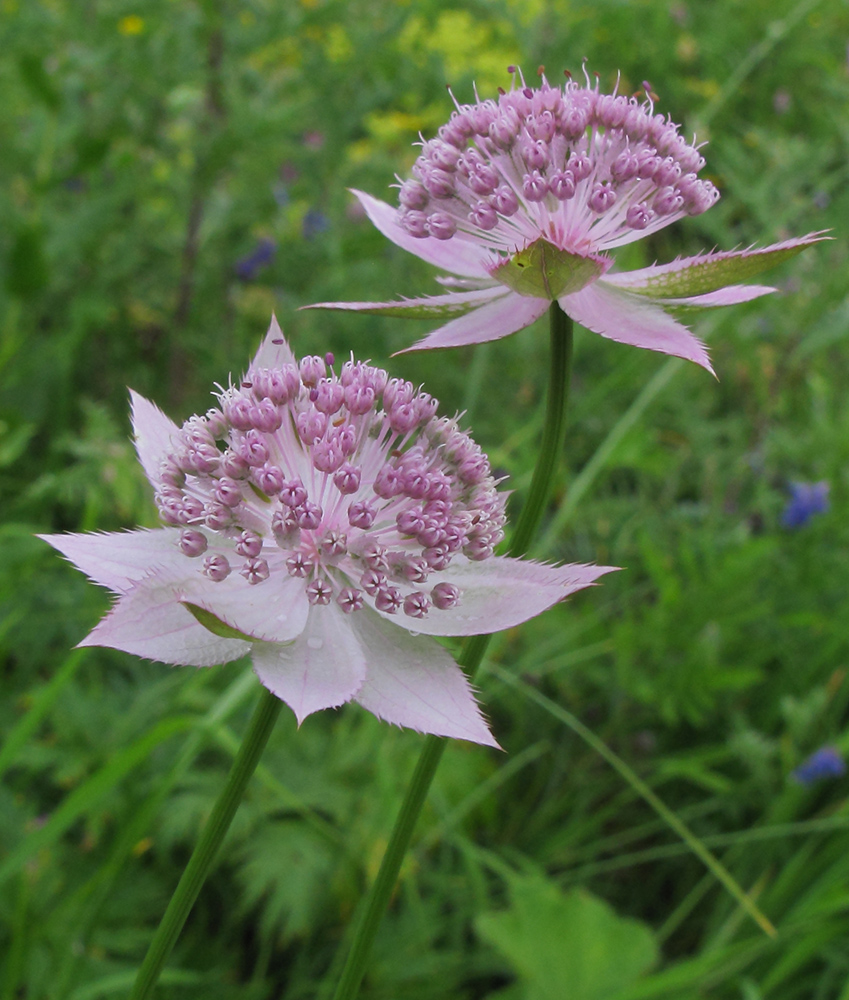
left=309, top=70, right=825, bottom=372
left=396, top=73, right=718, bottom=249
left=155, top=336, right=507, bottom=616
left=42, top=320, right=612, bottom=745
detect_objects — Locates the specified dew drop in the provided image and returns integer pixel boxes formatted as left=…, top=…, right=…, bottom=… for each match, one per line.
left=307, top=637, right=324, bottom=650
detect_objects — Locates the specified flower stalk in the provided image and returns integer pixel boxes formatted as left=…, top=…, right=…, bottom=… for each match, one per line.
left=129, top=686, right=282, bottom=1000
left=331, top=303, right=574, bottom=1000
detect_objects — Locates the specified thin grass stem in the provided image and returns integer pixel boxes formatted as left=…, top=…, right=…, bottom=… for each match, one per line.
left=486, top=662, right=777, bottom=939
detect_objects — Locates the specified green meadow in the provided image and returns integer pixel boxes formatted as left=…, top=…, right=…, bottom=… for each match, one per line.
left=2, top=0, right=848, bottom=996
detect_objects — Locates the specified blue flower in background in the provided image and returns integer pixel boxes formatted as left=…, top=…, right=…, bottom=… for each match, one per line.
left=302, top=209, right=329, bottom=241
left=781, top=481, right=829, bottom=529
left=234, top=238, right=277, bottom=282
left=791, top=746, right=845, bottom=785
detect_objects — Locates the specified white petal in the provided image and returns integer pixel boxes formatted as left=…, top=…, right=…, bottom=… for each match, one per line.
left=39, top=528, right=187, bottom=594
left=398, top=292, right=548, bottom=353
left=350, top=610, right=498, bottom=747
left=369, top=557, right=616, bottom=637
left=182, top=569, right=309, bottom=644
left=41, top=529, right=310, bottom=643
left=250, top=315, right=297, bottom=370
left=129, top=390, right=179, bottom=488
left=561, top=282, right=715, bottom=373
left=653, top=285, right=776, bottom=307
left=353, top=190, right=491, bottom=279
left=303, top=285, right=504, bottom=321
left=80, top=583, right=250, bottom=667
left=250, top=603, right=366, bottom=724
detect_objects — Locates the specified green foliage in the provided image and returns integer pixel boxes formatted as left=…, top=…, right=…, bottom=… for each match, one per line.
left=476, top=875, right=658, bottom=1000
left=1, top=0, right=849, bottom=996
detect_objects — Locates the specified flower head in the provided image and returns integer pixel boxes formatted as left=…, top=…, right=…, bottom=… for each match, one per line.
left=41, top=318, right=613, bottom=745
left=308, top=70, right=826, bottom=373
left=781, top=480, right=829, bottom=529
left=234, top=238, right=277, bottom=282
left=791, top=746, right=845, bottom=786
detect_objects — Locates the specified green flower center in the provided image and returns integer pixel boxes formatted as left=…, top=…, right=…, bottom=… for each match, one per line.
left=492, top=239, right=605, bottom=300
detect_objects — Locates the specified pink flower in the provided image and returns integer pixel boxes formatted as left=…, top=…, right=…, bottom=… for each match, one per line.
left=307, top=72, right=826, bottom=373
left=40, top=319, right=614, bottom=746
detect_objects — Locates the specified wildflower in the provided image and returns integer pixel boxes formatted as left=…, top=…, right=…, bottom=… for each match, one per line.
left=41, top=319, right=613, bottom=746
left=303, top=209, right=330, bottom=241
left=791, top=746, right=845, bottom=785
left=308, top=70, right=825, bottom=372
left=781, top=480, right=829, bottom=529
left=234, top=238, right=277, bottom=282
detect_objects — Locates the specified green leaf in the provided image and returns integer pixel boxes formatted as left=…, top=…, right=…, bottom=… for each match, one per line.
left=6, top=223, right=49, bottom=299
left=0, top=715, right=196, bottom=889
left=477, top=875, right=658, bottom=1000
left=476, top=875, right=658, bottom=1000
left=0, top=648, right=87, bottom=780
left=182, top=602, right=258, bottom=641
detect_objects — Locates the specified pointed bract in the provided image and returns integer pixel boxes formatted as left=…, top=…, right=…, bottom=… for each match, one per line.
left=38, top=528, right=186, bottom=594
left=400, top=292, right=549, bottom=353
left=369, top=557, right=616, bottom=636
left=251, top=604, right=367, bottom=724
left=350, top=610, right=499, bottom=747
left=81, top=582, right=251, bottom=667
left=602, top=233, right=829, bottom=299
left=353, top=190, right=490, bottom=279
left=306, top=285, right=504, bottom=321
left=251, top=314, right=298, bottom=370
left=655, top=285, right=776, bottom=308
left=562, top=282, right=715, bottom=373
left=130, top=392, right=179, bottom=489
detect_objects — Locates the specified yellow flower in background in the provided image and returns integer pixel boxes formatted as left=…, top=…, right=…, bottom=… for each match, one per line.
left=118, top=15, right=145, bottom=35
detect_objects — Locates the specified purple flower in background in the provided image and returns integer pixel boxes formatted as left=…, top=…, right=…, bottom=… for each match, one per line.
left=791, top=746, right=845, bottom=785
left=234, top=238, right=277, bottom=282
left=40, top=319, right=614, bottom=745
left=303, top=209, right=330, bottom=241
left=781, top=481, right=829, bottom=529
left=309, top=70, right=826, bottom=371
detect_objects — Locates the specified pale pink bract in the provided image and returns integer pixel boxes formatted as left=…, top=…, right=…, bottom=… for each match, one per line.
left=40, top=319, right=614, bottom=746
left=307, top=71, right=826, bottom=373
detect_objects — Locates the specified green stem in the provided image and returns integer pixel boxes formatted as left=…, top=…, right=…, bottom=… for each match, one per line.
left=129, top=686, right=282, bottom=1000
left=331, top=304, right=574, bottom=1000
left=507, top=303, right=574, bottom=559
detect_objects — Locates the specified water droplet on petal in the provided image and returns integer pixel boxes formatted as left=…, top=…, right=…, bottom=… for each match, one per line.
left=307, top=636, right=324, bottom=650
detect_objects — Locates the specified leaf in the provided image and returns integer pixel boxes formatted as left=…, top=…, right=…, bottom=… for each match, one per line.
left=182, top=601, right=258, bottom=641
left=0, top=715, right=195, bottom=889
left=476, top=874, right=658, bottom=1000
left=0, top=648, right=87, bottom=781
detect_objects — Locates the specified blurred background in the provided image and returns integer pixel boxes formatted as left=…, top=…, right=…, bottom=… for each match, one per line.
left=1, top=0, right=849, bottom=997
